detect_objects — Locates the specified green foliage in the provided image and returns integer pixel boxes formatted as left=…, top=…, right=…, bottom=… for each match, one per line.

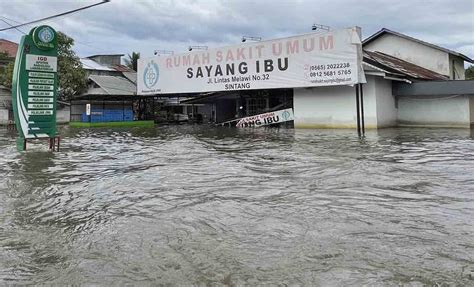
left=0, top=51, right=14, bottom=88
left=466, top=65, right=474, bottom=80
left=124, top=52, right=140, bottom=71
left=0, top=62, right=14, bottom=88
left=0, top=33, right=86, bottom=99
left=57, top=31, right=87, bottom=100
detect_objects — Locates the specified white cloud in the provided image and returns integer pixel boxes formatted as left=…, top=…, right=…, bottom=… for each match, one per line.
left=0, top=0, right=472, bottom=61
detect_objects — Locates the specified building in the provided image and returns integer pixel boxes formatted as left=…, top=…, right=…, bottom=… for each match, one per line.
left=178, top=28, right=473, bottom=129
left=0, top=85, right=13, bottom=125
left=363, top=28, right=470, bottom=80
left=71, top=54, right=137, bottom=123
left=0, top=39, right=18, bottom=125
left=0, top=39, right=18, bottom=58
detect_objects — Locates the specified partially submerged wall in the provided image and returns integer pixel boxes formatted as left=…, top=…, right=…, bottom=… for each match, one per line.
left=397, top=95, right=470, bottom=128
left=293, top=75, right=397, bottom=129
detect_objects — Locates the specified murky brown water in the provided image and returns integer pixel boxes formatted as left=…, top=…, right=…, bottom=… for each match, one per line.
left=0, top=125, right=473, bottom=285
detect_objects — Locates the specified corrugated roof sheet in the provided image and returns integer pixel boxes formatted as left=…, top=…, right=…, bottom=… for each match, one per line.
left=363, top=51, right=449, bottom=81
left=87, top=54, right=125, bottom=58
left=80, top=58, right=114, bottom=71
left=113, top=64, right=134, bottom=72
left=88, top=75, right=136, bottom=95
left=363, top=28, right=473, bottom=63
left=122, top=72, right=137, bottom=84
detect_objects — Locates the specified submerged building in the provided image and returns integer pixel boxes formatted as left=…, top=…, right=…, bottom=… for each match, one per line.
left=182, top=28, right=473, bottom=129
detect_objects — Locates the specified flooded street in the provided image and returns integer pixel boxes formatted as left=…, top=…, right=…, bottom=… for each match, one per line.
left=0, top=126, right=473, bottom=285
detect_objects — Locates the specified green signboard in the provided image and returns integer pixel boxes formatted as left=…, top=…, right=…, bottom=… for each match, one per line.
left=11, top=25, right=58, bottom=148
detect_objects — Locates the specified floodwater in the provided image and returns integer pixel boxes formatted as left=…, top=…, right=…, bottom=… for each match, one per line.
left=0, top=125, right=473, bottom=285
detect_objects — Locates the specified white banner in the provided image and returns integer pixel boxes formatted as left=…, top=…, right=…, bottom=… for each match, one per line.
left=137, top=27, right=364, bottom=95
left=236, top=108, right=294, bottom=127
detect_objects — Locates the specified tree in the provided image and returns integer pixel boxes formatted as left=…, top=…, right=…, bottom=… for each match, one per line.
left=466, top=65, right=474, bottom=80
left=0, top=33, right=86, bottom=99
left=57, top=31, right=87, bottom=100
left=0, top=51, right=14, bottom=88
left=0, top=62, right=14, bottom=88
left=124, top=52, right=140, bottom=71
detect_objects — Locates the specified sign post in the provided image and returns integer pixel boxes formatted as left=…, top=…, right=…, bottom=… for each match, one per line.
left=11, top=25, right=59, bottom=151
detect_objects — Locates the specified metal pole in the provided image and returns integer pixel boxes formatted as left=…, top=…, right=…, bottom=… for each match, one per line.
left=360, top=84, right=365, bottom=134
left=355, top=84, right=361, bottom=135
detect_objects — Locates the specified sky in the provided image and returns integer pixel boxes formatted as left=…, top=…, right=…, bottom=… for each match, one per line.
left=0, top=0, right=473, bottom=63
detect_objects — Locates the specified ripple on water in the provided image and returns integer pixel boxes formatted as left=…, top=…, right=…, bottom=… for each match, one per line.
left=0, top=126, right=473, bottom=285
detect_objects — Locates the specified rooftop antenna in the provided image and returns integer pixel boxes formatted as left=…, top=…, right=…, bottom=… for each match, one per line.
left=241, top=36, right=262, bottom=43
left=311, top=24, right=330, bottom=31
left=188, top=46, right=208, bottom=51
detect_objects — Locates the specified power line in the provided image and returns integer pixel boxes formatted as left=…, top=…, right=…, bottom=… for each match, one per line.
left=0, top=15, right=109, bottom=54
left=0, top=18, right=26, bottom=34
left=0, top=0, right=110, bottom=32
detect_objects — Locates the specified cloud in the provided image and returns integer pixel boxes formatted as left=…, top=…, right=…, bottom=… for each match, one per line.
left=0, top=0, right=472, bottom=61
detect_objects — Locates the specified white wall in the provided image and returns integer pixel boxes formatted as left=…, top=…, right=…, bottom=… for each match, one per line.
left=57, top=108, right=70, bottom=124
left=364, top=34, right=450, bottom=76
left=469, top=96, right=474, bottom=126
left=293, top=76, right=378, bottom=128
left=293, top=75, right=400, bottom=129
left=374, top=77, right=397, bottom=127
left=449, top=54, right=466, bottom=80
left=0, top=109, right=8, bottom=125
left=398, top=95, right=470, bottom=128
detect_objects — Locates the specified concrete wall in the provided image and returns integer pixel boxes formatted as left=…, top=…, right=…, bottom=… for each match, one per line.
left=397, top=95, right=470, bottom=128
left=293, top=75, right=398, bottom=129
left=470, top=96, right=474, bottom=127
left=364, top=34, right=451, bottom=77
left=374, top=77, right=397, bottom=127
left=449, top=54, right=466, bottom=80
left=57, top=108, right=70, bottom=124
left=88, top=55, right=121, bottom=66
left=0, top=109, right=8, bottom=124
left=293, top=79, right=378, bottom=129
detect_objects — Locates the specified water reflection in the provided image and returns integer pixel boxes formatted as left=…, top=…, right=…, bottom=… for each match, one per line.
left=0, top=126, right=473, bottom=285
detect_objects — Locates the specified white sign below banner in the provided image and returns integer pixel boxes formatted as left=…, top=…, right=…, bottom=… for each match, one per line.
left=236, top=108, right=294, bottom=128
left=138, top=27, right=365, bottom=95
left=26, top=54, right=57, bottom=72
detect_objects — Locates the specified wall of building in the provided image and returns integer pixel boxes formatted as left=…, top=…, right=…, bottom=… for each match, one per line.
left=0, top=109, right=8, bottom=124
left=292, top=75, right=399, bottom=129
left=449, top=54, right=466, bottom=80
left=470, top=96, right=474, bottom=127
left=364, top=34, right=450, bottom=77
left=0, top=90, right=12, bottom=124
left=57, top=107, right=70, bottom=124
left=88, top=55, right=121, bottom=66
left=374, top=77, right=397, bottom=127
left=70, top=100, right=134, bottom=122
left=397, top=95, right=470, bottom=128
left=0, top=39, right=18, bottom=58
